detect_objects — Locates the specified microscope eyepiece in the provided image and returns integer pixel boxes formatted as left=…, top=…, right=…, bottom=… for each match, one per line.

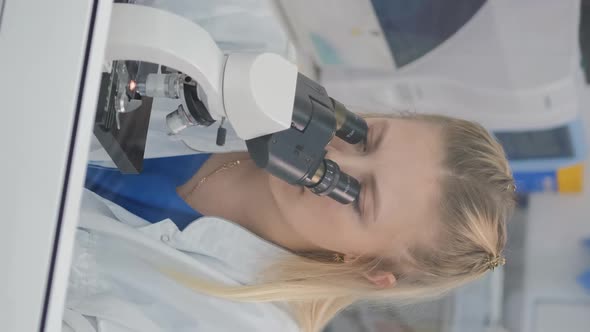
left=331, top=98, right=368, bottom=145
left=308, top=159, right=360, bottom=204
left=246, top=75, right=367, bottom=206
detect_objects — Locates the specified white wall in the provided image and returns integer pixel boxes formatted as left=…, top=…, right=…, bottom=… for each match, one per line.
left=520, top=86, right=590, bottom=332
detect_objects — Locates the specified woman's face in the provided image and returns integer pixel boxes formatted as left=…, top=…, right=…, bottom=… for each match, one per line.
left=268, top=118, right=444, bottom=257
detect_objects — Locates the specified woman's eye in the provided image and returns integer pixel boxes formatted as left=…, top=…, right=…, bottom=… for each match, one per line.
left=353, top=189, right=363, bottom=215
left=361, top=131, right=371, bottom=153
left=356, top=139, right=368, bottom=153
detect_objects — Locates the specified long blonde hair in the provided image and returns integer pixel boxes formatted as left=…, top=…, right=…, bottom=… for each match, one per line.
left=168, top=113, right=516, bottom=332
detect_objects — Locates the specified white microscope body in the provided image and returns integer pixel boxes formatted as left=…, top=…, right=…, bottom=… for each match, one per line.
left=105, top=4, right=297, bottom=140
left=101, top=3, right=367, bottom=206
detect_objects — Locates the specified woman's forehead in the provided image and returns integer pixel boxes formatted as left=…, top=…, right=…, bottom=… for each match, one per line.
left=373, top=117, right=444, bottom=165
left=372, top=117, right=443, bottom=241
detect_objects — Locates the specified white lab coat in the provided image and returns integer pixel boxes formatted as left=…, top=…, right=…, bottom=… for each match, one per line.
left=67, top=1, right=301, bottom=329
left=63, top=190, right=299, bottom=332
left=66, top=108, right=299, bottom=331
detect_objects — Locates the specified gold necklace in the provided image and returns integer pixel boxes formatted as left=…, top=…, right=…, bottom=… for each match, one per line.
left=189, top=158, right=248, bottom=196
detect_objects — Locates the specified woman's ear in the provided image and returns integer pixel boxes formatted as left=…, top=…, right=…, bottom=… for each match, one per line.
left=363, top=271, right=396, bottom=288
left=341, top=254, right=396, bottom=288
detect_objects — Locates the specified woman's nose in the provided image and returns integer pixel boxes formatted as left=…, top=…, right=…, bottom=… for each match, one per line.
left=325, top=144, right=367, bottom=176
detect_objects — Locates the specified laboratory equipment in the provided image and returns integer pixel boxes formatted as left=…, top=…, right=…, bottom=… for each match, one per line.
left=98, top=4, right=367, bottom=205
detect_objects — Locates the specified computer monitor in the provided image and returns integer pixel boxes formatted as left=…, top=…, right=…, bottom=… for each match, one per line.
left=0, top=1, right=112, bottom=331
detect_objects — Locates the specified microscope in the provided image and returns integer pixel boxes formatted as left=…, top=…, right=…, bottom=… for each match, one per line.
left=95, top=4, right=368, bottom=205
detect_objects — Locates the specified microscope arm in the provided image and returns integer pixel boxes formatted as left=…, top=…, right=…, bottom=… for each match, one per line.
left=105, top=3, right=297, bottom=140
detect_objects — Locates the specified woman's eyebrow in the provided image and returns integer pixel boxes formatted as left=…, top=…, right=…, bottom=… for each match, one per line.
left=370, top=123, right=388, bottom=222
left=375, top=123, right=387, bottom=150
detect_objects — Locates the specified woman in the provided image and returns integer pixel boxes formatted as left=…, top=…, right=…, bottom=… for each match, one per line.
left=67, top=113, right=514, bottom=332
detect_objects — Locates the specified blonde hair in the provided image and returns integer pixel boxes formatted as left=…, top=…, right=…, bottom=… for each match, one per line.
left=167, top=113, right=516, bottom=332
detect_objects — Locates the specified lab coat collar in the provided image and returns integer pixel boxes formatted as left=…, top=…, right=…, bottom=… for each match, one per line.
left=82, top=189, right=291, bottom=285
left=138, top=217, right=291, bottom=285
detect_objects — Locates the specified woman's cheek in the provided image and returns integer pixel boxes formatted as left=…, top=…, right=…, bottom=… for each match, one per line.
left=268, top=176, right=302, bottom=203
